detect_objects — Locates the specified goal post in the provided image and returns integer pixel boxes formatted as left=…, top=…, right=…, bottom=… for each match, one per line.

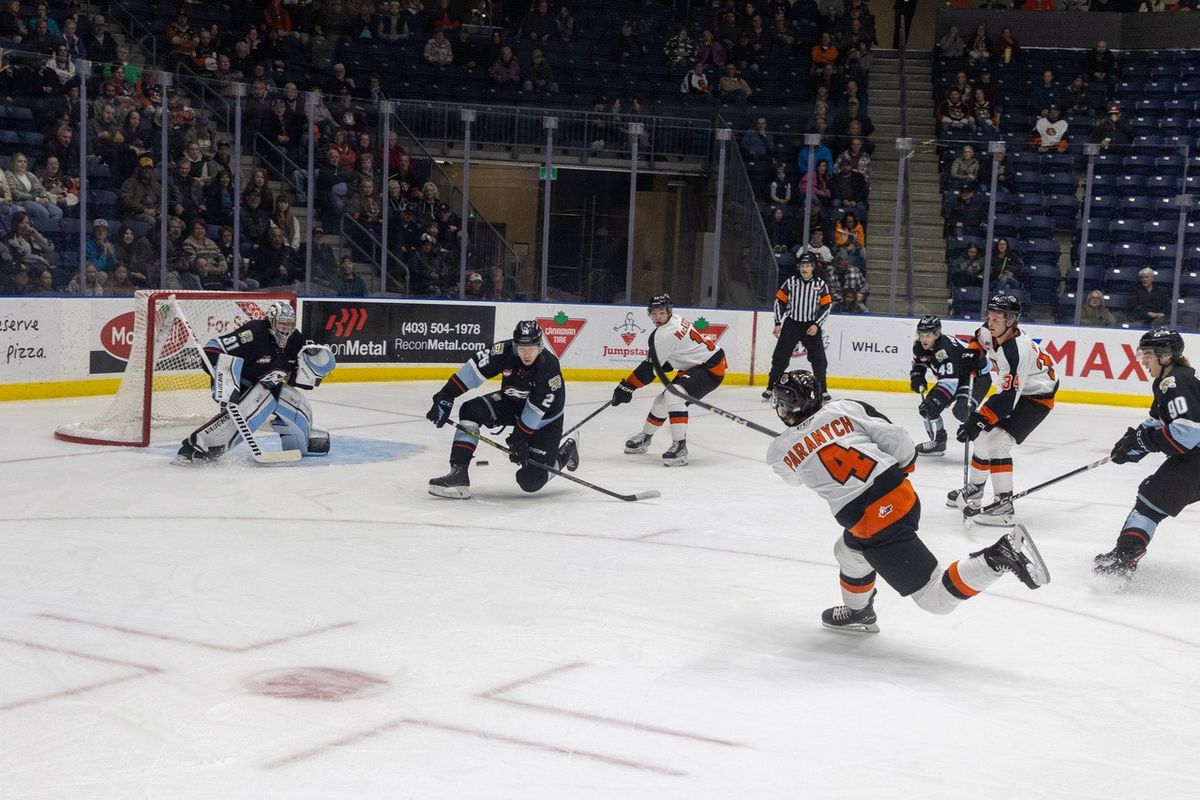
left=55, top=290, right=296, bottom=447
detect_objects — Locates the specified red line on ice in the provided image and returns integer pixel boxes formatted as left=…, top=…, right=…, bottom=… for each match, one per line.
left=36, top=614, right=356, bottom=653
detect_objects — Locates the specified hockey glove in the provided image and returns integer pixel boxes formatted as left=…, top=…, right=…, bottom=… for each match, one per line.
left=956, top=413, right=988, bottom=443
left=917, top=393, right=941, bottom=420
left=506, top=430, right=531, bottom=466
left=611, top=380, right=636, bottom=406
left=1111, top=426, right=1150, bottom=464
left=910, top=373, right=927, bottom=394
left=952, top=391, right=974, bottom=423
left=426, top=394, right=454, bottom=428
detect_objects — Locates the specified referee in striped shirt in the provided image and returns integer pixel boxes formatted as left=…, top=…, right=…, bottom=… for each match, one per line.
left=765, top=252, right=832, bottom=400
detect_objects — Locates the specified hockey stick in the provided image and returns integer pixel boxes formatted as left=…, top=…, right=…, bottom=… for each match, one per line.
left=167, top=296, right=301, bottom=464
left=562, top=400, right=612, bottom=439
left=648, top=337, right=782, bottom=438
left=961, top=372, right=975, bottom=490
left=451, top=422, right=661, bottom=502
left=965, top=456, right=1112, bottom=519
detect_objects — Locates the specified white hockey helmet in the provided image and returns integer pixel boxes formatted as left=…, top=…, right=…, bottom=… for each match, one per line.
left=265, top=302, right=296, bottom=347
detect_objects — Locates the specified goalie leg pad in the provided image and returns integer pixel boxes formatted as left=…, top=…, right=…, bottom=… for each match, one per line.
left=189, top=411, right=240, bottom=454
left=272, top=385, right=322, bottom=455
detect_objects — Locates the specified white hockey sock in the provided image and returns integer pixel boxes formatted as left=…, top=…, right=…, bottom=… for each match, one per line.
left=668, top=411, right=688, bottom=442
left=834, top=537, right=875, bottom=609
left=911, top=556, right=1001, bottom=615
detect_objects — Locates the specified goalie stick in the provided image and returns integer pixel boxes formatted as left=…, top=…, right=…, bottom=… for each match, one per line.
left=647, top=336, right=782, bottom=438
left=450, top=422, right=660, bottom=502
left=168, top=296, right=301, bottom=464
left=965, top=456, right=1111, bottom=520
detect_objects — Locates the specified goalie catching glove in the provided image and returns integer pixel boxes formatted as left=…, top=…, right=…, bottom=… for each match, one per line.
left=294, top=344, right=336, bottom=389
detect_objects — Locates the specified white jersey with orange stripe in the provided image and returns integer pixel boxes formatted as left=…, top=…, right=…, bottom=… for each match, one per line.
left=649, top=314, right=726, bottom=371
left=766, top=399, right=917, bottom=519
left=973, top=326, right=1059, bottom=423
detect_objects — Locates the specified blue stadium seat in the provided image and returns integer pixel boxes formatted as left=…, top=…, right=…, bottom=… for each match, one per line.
left=1078, top=241, right=1113, bottom=268
left=992, top=213, right=1020, bottom=238
left=1091, top=153, right=1122, bottom=175
left=1019, top=214, right=1054, bottom=240
left=1103, top=267, right=1139, bottom=295
left=1112, top=242, right=1150, bottom=268
left=1025, top=263, right=1059, bottom=305
left=1145, top=175, right=1181, bottom=198
left=1149, top=245, right=1180, bottom=273
left=1045, top=195, right=1077, bottom=227
left=1064, top=266, right=1104, bottom=292
left=1055, top=292, right=1082, bottom=323
left=1181, top=271, right=1200, bottom=299
left=1118, top=196, right=1154, bottom=220
left=1116, top=174, right=1147, bottom=195
left=1108, top=218, right=1142, bottom=243
left=1122, top=154, right=1155, bottom=175
left=1143, top=219, right=1178, bottom=245
left=1085, top=194, right=1119, bottom=220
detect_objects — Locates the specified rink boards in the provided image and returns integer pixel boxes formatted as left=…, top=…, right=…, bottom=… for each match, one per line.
left=0, top=295, right=1180, bottom=407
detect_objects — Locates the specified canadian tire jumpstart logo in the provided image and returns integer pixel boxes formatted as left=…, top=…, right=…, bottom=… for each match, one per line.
left=537, top=311, right=586, bottom=357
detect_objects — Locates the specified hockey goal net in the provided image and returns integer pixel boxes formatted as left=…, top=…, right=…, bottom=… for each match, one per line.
left=55, top=290, right=296, bottom=446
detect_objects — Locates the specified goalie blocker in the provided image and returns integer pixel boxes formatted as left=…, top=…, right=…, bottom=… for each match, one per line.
left=175, top=303, right=337, bottom=464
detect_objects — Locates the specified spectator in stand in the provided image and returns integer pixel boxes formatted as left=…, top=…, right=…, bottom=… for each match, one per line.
left=206, top=169, right=236, bottom=227
left=333, top=256, right=367, bottom=296
left=44, top=124, right=79, bottom=179
left=28, top=2, right=57, bottom=37
left=991, top=238, right=1026, bottom=287
left=938, top=88, right=974, bottom=137
left=1081, top=290, right=1117, bottom=326
left=949, top=242, right=984, bottom=287
left=262, top=0, right=293, bottom=35
left=489, top=46, right=521, bottom=90
left=85, top=219, right=118, bottom=273
left=830, top=159, right=869, bottom=210
left=765, top=205, right=796, bottom=253
left=664, top=26, right=698, bottom=75
left=427, top=0, right=462, bottom=32
left=325, top=63, right=356, bottom=96
left=835, top=137, right=871, bottom=183
left=1081, top=39, right=1118, bottom=97
left=435, top=203, right=461, bottom=250
left=800, top=159, right=833, bottom=207
left=799, top=227, right=835, bottom=273
left=797, top=122, right=834, bottom=175
left=520, top=1, right=556, bottom=42
left=1031, top=70, right=1059, bottom=117
left=1062, top=74, right=1093, bottom=117
left=115, top=225, right=153, bottom=286
left=0, top=0, right=26, bottom=43
left=183, top=218, right=227, bottom=276
left=6, top=211, right=54, bottom=271
left=832, top=286, right=869, bottom=314
left=348, top=4, right=377, bottom=38
left=408, top=233, right=448, bottom=297
left=967, top=23, right=990, bottom=64
left=463, top=271, right=485, bottom=299
left=950, top=145, right=981, bottom=184
left=1130, top=267, right=1170, bottom=326
left=243, top=169, right=275, bottom=216
left=168, top=153, right=205, bottom=224
left=609, top=20, right=647, bottom=61
left=424, top=28, right=454, bottom=66
left=86, top=15, right=117, bottom=65
left=718, top=64, right=752, bottom=105
left=483, top=260, right=521, bottom=301
left=105, top=263, right=137, bottom=297
left=6, top=152, right=63, bottom=226
left=947, top=183, right=985, bottom=236
left=523, top=49, right=558, bottom=94
left=1091, top=102, right=1133, bottom=150
left=833, top=211, right=866, bottom=260
left=60, top=18, right=87, bottom=59
left=166, top=252, right=202, bottom=290
left=1022, top=0, right=1056, bottom=9
left=771, top=12, right=796, bottom=59
left=730, top=31, right=758, bottom=72
left=164, top=10, right=197, bottom=72
left=183, top=141, right=213, bottom=188
left=36, top=154, right=77, bottom=216
left=377, top=1, right=409, bottom=41
left=119, top=157, right=160, bottom=225
left=29, top=269, right=55, bottom=295
left=769, top=164, right=793, bottom=206
left=992, top=28, right=1020, bottom=65
left=938, top=25, right=966, bottom=58
left=240, top=190, right=273, bottom=252
left=825, top=252, right=871, bottom=302
left=453, top=26, right=484, bottom=71
left=0, top=166, right=13, bottom=228
left=28, top=20, right=56, bottom=54
left=973, top=89, right=998, bottom=138
left=556, top=6, right=575, bottom=42
left=1033, top=105, right=1069, bottom=153
left=740, top=117, right=777, bottom=161
left=251, top=226, right=298, bottom=288
left=681, top=60, right=715, bottom=104
left=698, top=29, right=726, bottom=70
left=811, top=32, right=840, bottom=72
left=68, top=261, right=105, bottom=295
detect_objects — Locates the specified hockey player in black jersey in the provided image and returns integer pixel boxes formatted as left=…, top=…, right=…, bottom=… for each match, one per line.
left=426, top=320, right=579, bottom=499
left=174, top=302, right=337, bottom=464
left=909, top=315, right=991, bottom=456
left=1099, top=328, right=1200, bottom=579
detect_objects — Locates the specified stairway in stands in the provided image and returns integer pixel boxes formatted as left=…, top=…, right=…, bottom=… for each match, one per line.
left=867, top=50, right=947, bottom=317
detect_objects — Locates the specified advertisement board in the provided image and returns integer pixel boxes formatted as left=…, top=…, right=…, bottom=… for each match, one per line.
left=0, top=299, right=61, bottom=382
left=303, top=299, right=496, bottom=364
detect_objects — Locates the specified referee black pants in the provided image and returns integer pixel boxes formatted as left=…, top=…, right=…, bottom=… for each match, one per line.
left=768, top=318, right=827, bottom=394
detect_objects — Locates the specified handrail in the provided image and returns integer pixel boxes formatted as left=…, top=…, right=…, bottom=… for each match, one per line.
left=172, top=61, right=232, bottom=131
left=720, top=119, right=779, bottom=306
left=339, top=212, right=410, bottom=294
left=106, top=0, right=157, bottom=66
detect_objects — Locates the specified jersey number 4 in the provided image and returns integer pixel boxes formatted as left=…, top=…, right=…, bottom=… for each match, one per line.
left=818, top=443, right=878, bottom=485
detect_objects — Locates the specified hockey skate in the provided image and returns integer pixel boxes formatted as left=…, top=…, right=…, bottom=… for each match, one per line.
left=428, top=464, right=471, bottom=499
left=821, top=590, right=879, bottom=634
left=171, top=440, right=225, bottom=466
left=822, top=392, right=832, bottom=402
left=973, top=524, right=1050, bottom=589
left=662, top=440, right=688, bottom=467
left=624, top=432, right=652, bottom=454
left=1093, top=545, right=1146, bottom=580
left=762, top=388, right=773, bottom=401
left=946, top=482, right=984, bottom=510
left=971, top=493, right=1015, bottom=527
left=558, top=436, right=580, bottom=472
left=916, top=431, right=948, bottom=457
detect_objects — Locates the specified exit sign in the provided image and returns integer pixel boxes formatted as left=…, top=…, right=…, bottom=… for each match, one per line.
left=538, top=166, right=559, bottom=181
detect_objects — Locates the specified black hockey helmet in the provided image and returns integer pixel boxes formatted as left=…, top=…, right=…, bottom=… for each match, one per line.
left=647, top=293, right=673, bottom=316
left=1139, top=327, right=1184, bottom=359
left=986, top=293, right=1022, bottom=319
left=916, top=315, right=942, bottom=336
left=512, top=319, right=543, bottom=346
left=772, top=369, right=823, bottom=426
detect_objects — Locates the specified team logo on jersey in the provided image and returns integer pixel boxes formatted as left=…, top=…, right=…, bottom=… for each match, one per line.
left=239, top=330, right=254, bottom=343
left=549, top=375, right=562, bottom=390
left=537, top=311, right=586, bottom=358
left=935, top=349, right=947, bottom=361
left=613, top=312, right=645, bottom=346
left=324, top=307, right=369, bottom=337
left=1161, top=376, right=1177, bottom=390
left=878, top=504, right=894, bottom=519
left=692, top=317, right=729, bottom=347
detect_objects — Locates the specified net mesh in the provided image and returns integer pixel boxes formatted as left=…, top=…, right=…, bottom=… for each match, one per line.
left=55, top=291, right=294, bottom=445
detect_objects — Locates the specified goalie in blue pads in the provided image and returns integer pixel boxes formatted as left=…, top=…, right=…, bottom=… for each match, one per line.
left=174, top=303, right=336, bottom=464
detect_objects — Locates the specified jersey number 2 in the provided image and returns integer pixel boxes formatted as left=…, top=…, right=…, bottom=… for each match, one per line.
left=818, top=443, right=877, bottom=485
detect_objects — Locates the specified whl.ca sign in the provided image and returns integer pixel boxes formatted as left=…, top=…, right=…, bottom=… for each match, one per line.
left=537, top=311, right=586, bottom=358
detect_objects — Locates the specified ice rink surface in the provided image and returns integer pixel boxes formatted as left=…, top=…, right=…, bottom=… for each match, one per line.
left=2, top=381, right=1199, bottom=799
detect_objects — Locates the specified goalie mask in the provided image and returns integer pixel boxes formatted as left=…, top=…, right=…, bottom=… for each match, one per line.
left=295, top=344, right=337, bottom=389
left=265, top=302, right=296, bottom=348
left=772, top=369, right=823, bottom=427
